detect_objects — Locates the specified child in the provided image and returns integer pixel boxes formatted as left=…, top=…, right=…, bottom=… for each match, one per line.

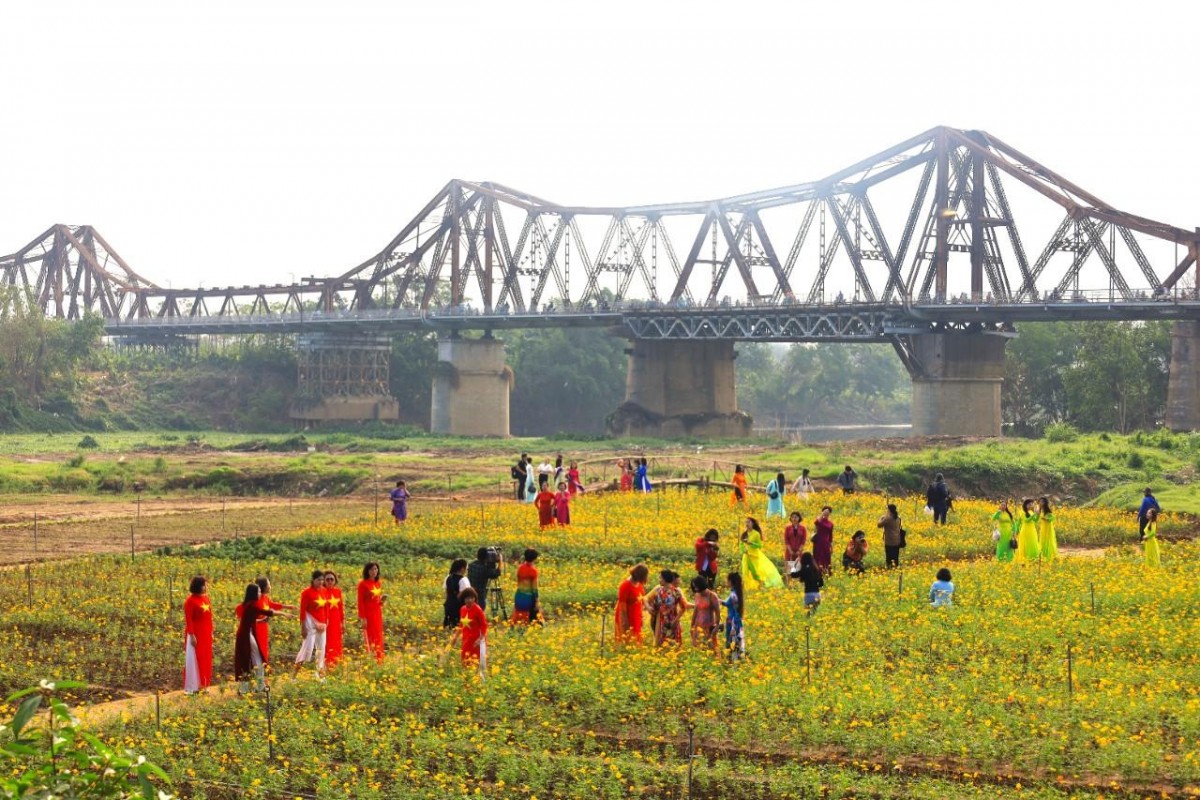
left=450, top=587, right=488, bottom=671
left=930, top=567, right=955, bottom=607
left=722, top=572, right=745, bottom=660
left=793, top=552, right=824, bottom=615
left=689, top=575, right=721, bottom=653
left=842, top=530, right=868, bottom=573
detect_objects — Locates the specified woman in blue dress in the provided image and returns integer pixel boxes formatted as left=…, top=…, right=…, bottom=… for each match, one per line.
left=635, top=458, right=652, bottom=493
left=765, top=472, right=786, bottom=519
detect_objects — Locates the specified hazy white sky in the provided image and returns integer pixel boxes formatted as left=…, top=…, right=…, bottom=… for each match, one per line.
left=4, top=0, right=1197, bottom=293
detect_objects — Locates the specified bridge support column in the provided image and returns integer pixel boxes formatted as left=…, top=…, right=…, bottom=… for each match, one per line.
left=907, top=334, right=1006, bottom=437
left=608, top=340, right=752, bottom=438
left=430, top=336, right=510, bottom=437
left=290, top=333, right=400, bottom=423
left=1167, top=321, right=1200, bottom=431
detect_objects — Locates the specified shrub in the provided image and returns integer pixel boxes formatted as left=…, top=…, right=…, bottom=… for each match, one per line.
left=77, top=434, right=100, bottom=449
left=1043, top=422, right=1080, bottom=443
left=1128, top=451, right=1145, bottom=469
left=0, top=680, right=172, bottom=798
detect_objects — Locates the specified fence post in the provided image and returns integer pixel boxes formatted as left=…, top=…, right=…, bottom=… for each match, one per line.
left=265, top=687, right=275, bottom=761
left=1066, top=643, right=1074, bottom=699
left=155, top=691, right=161, bottom=729
left=25, top=565, right=33, bottom=608
left=374, top=480, right=379, bottom=526
left=168, top=574, right=174, bottom=610
left=805, top=626, right=811, bottom=683
left=897, top=571, right=903, bottom=597
left=599, top=614, right=606, bottom=655
left=221, top=497, right=226, bottom=531
left=685, top=721, right=696, bottom=800
left=130, top=524, right=136, bottom=561
left=1089, top=583, right=1095, bottom=614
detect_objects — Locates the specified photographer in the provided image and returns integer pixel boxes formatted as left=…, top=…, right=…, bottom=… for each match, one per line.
left=467, top=547, right=503, bottom=611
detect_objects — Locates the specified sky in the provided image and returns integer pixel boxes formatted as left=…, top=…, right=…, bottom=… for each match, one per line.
left=3, top=0, right=1198, bottom=296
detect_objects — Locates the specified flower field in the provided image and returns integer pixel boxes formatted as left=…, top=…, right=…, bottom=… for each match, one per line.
left=3, top=489, right=1198, bottom=798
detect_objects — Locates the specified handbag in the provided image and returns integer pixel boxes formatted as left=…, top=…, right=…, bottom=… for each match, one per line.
left=899, top=528, right=907, bottom=548
left=1009, top=535, right=1018, bottom=550
left=991, top=526, right=1001, bottom=542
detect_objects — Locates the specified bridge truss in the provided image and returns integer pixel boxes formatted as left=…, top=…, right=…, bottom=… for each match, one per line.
left=3, top=127, right=1199, bottom=334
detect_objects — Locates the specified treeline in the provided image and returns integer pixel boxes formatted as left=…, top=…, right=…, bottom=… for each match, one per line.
left=735, top=342, right=912, bottom=428
left=1005, top=320, right=1171, bottom=435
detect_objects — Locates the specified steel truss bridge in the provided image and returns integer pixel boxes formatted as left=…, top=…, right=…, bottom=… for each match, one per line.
left=4, top=126, right=1200, bottom=345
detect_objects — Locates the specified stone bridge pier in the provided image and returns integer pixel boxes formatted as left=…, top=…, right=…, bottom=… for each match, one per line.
left=902, top=333, right=1007, bottom=437
left=1167, top=321, right=1200, bottom=431
left=608, top=339, right=752, bottom=438
left=430, top=336, right=511, bottom=437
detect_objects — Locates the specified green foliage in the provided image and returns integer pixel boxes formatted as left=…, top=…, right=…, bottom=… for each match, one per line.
left=0, top=680, right=171, bottom=799
left=1007, top=321, right=1171, bottom=435
left=1042, top=422, right=1079, bottom=443
left=507, top=328, right=627, bottom=435
left=77, top=435, right=101, bottom=449
left=737, top=342, right=911, bottom=427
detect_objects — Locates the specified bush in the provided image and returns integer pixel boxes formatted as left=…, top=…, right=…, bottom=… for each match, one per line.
left=1043, top=422, right=1080, bottom=443
left=77, top=434, right=100, bottom=449
left=0, top=680, right=172, bottom=798
left=1128, top=451, right=1145, bottom=469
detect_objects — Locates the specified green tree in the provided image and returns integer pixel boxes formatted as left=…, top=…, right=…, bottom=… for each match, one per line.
left=1062, top=321, right=1170, bottom=433
left=1003, top=322, right=1080, bottom=434
left=507, top=328, right=627, bottom=435
left=389, top=332, right=438, bottom=425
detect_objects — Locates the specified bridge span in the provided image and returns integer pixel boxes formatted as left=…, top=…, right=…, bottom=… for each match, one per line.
left=6, top=126, right=1200, bottom=437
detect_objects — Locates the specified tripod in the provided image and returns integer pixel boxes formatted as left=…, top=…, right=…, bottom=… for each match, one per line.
left=487, top=583, right=508, bottom=623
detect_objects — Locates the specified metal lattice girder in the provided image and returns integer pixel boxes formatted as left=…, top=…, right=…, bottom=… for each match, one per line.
left=621, top=307, right=902, bottom=342
left=7, top=126, right=1200, bottom=326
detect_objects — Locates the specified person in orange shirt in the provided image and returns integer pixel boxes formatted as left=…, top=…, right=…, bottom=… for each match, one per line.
left=294, top=570, right=330, bottom=679
left=323, top=571, right=345, bottom=667
left=357, top=562, right=386, bottom=663
left=730, top=464, right=749, bottom=508
left=183, top=576, right=213, bottom=694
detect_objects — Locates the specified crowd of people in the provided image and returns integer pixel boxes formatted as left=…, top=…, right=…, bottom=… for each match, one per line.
left=184, top=464, right=1167, bottom=689
left=182, top=563, right=387, bottom=695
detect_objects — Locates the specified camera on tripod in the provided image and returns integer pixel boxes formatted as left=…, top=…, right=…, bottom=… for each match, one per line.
left=484, top=546, right=503, bottom=566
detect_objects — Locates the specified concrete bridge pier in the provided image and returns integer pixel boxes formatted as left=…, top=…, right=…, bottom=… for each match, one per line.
left=430, top=336, right=511, bottom=437
left=1167, top=321, right=1200, bottom=431
left=290, top=333, right=400, bottom=423
left=905, top=334, right=1007, bottom=437
left=608, top=339, right=752, bottom=438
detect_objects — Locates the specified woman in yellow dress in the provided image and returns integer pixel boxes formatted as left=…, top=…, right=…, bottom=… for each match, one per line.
left=1038, top=496, right=1058, bottom=562
left=740, top=517, right=783, bottom=590
left=1142, top=508, right=1161, bottom=567
left=1014, top=498, right=1041, bottom=564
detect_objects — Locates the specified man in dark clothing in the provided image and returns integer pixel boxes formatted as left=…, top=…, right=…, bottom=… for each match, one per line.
left=513, top=454, right=529, bottom=501
left=467, top=547, right=503, bottom=610
left=926, top=473, right=951, bottom=525
left=1137, top=487, right=1161, bottom=540
left=836, top=465, right=858, bottom=494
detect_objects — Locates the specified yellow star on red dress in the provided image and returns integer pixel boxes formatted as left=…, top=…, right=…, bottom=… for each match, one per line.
left=314, top=596, right=328, bottom=608
left=199, top=603, right=211, bottom=613
left=328, top=596, right=341, bottom=608
left=460, top=616, right=473, bottom=629
left=370, top=587, right=383, bottom=597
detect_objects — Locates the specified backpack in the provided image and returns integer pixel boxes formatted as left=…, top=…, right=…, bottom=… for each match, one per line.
left=511, top=466, right=521, bottom=480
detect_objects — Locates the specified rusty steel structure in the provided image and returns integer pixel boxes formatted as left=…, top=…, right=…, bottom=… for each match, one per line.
left=3, top=127, right=1199, bottom=338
